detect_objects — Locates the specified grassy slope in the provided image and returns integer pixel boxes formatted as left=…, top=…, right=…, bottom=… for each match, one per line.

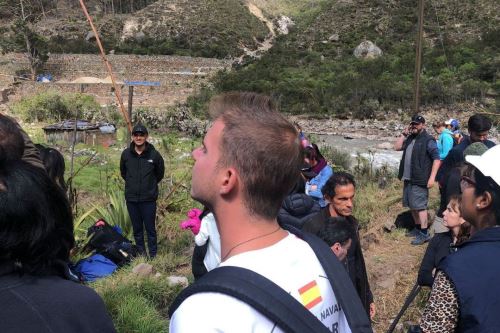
left=209, top=0, right=499, bottom=117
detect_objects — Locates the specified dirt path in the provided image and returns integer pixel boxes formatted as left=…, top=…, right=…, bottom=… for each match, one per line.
left=358, top=196, right=429, bottom=332
left=238, top=1, right=276, bottom=61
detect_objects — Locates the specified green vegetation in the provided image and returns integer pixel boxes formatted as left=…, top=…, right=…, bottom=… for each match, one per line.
left=11, top=91, right=102, bottom=122
left=188, top=0, right=499, bottom=118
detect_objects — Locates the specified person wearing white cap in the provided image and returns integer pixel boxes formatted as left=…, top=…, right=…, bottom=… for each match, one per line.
left=421, top=145, right=500, bottom=333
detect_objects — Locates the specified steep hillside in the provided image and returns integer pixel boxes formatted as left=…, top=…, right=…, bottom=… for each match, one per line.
left=1, top=0, right=269, bottom=59
left=208, top=0, right=499, bottom=117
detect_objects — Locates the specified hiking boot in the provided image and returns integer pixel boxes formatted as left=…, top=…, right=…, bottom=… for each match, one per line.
left=405, top=228, right=420, bottom=237
left=411, top=232, right=431, bottom=245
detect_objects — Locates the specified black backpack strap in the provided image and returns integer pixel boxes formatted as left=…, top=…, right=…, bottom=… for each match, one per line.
left=168, top=266, right=330, bottom=333
left=287, top=226, right=373, bottom=333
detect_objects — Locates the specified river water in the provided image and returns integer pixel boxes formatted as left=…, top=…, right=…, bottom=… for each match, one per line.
left=315, top=134, right=402, bottom=169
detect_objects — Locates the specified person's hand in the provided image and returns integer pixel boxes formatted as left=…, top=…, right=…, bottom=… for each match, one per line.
left=310, top=185, right=318, bottom=191
left=402, top=125, right=410, bottom=137
left=427, top=179, right=435, bottom=189
left=369, top=302, right=376, bottom=320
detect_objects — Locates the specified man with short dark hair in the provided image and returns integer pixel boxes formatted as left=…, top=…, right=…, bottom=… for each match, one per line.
left=318, top=217, right=355, bottom=262
left=437, top=114, right=495, bottom=186
left=120, top=124, right=164, bottom=258
left=303, top=172, right=375, bottom=319
left=170, top=92, right=360, bottom=332
left=394, top=115, right=441, bottom=245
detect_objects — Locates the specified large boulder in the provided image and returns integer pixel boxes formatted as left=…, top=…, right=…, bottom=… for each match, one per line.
left=353, top=41, right=383, bottom=59
left=276, top=16, right=295, bottom=35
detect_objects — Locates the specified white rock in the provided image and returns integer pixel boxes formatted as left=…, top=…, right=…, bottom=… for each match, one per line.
left=353, top=41, right=383, bottom=59
left=167, top=276, right=189, bottom=287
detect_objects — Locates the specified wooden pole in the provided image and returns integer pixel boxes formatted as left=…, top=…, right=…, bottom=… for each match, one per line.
left=128, top=85, right=134, bottom=136
left=78, top=0, right=132, bottom=133
left=413, top=0, right=425, bottom=115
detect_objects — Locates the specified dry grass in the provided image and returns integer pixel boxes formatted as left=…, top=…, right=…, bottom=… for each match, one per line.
left=359, top=182, right=440, bottom=332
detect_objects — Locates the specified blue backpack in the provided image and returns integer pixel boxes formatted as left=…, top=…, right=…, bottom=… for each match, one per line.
left=73, top=254, right=118, bottom=282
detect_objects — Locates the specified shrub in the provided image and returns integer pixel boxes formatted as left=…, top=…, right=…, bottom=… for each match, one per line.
left=12, top=91, right=102, bottom=122
left=321, top=146, right=352, bottom=171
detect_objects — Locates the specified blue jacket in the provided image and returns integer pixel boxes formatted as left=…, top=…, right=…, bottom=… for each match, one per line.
left=305, top=165, right=333, bottom=207
left=439, top=226, right=500, bottom=333
left=437, top=128, right=454, bottom=160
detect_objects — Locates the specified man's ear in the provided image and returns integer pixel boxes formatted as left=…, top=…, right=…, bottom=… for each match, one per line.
left=220, top=167, right=238, bottom=195
left=331, top=243, right=341, bottom=256
left=476, top=191, right=493, bottom=211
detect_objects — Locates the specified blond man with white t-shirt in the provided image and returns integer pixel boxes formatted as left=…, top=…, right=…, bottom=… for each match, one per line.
left=169, top=92, right=370, bottom=333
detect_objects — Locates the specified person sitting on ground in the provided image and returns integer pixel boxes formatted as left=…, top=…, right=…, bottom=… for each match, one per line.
left=304, top=144, right=333, bottom=208
left=303, top=172, right=375, bottom=319
left=417, top=195, right=470, bottom=287
left=35, top=144, right=67, bottom=192
left=0, top=160, right=116, bottom=333
left=420, top=145, right=500, bottom=333
left=317, top=217, right=356, bottom=262
left=432, top=121, right=454, bottom=161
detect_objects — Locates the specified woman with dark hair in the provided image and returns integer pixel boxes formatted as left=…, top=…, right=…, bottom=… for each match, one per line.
left=421, top=145, right=500, bottom=333
left=304, top=144, right=333, bottom=207
left=417, top=195, right=470, bottom=287
left=35, top=144, right=67, bottom=192
left=0, top=160, right=116, bottom=332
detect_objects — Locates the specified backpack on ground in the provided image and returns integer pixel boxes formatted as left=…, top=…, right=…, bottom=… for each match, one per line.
left=169, top=226, right=373, bottom=333
left=73, top=254, right=118, bottom=282
left=85, top=219, right=138, bottom=267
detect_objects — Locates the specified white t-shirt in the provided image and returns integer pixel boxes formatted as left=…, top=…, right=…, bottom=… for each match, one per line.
left=194, top=213, right=221, bottom=271
left=170, top=233, right=352, bottom=333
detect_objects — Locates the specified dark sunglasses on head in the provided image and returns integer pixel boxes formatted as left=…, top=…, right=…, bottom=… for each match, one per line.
left=460, top=176, right=476, bottom=191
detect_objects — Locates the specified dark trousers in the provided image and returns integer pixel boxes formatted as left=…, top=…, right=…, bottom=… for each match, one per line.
left=126, top=201, right=157, bottom=257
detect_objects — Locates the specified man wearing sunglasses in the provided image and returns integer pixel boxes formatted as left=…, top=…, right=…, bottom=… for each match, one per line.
left=120, top=124, right=165, bottom=258
left=395, top=115, right=441, bottom=245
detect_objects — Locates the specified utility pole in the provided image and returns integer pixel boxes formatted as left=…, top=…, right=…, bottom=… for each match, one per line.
left=413, top=0, right=425, bottom=115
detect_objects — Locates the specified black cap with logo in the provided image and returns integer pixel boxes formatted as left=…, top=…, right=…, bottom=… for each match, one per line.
left=410, top=115, right=425, bottom=124
left=132, top=124, right=148, bottom=135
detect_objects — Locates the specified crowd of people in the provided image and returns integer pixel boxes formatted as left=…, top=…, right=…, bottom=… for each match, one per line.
left=0, top=92, right=499, bottom=333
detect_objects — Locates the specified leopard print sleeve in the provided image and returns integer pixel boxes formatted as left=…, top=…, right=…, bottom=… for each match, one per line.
left=420, top=270, right=459, bottom=333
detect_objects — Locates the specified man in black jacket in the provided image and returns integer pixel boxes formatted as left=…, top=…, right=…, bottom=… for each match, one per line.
left=120, top=124, right=164, bottom=258
left=394, top=115, right=441, bottom=245
left=302, top=172, right=375, bottom=320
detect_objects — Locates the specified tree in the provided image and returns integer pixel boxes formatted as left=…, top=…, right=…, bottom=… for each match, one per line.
left=0, top=0, right=49, bottom=80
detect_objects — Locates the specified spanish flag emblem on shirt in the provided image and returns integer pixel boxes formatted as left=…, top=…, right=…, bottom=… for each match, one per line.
left=298, top=280, right=323, bottom=309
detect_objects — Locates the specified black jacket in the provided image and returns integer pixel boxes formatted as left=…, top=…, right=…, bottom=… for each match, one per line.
left=302, top=207, right=374, bottom=314
left=0, top=262, right=116, bottom=333
left=120, top=142, right=164, bottom=202
left=277, top=193, right=321, bottom=229
left=417, top=231, right=454, bottom=287
left=398, top=130, right=436, bottom=186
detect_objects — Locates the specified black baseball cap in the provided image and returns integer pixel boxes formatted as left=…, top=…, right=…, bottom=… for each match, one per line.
left=410, top=115, right=425, bottom=124
left=132, top=124, right=148, bottom=135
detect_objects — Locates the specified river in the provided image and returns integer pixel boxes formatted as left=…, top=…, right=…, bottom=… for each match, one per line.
left=315, top=134, right=402, bottom=169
